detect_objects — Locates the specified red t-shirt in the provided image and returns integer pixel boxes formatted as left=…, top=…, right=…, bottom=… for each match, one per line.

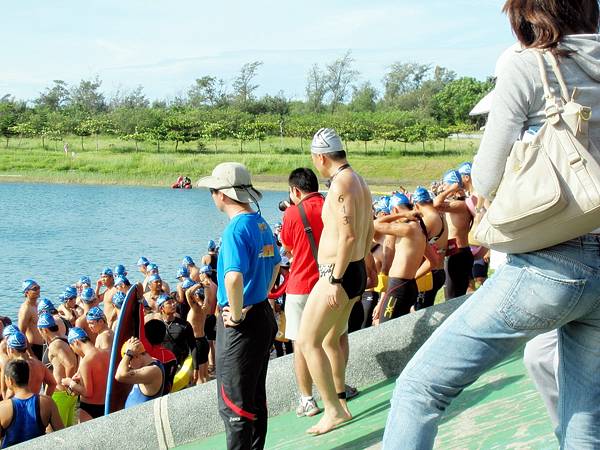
left=280, top=193, right=324, bottom=295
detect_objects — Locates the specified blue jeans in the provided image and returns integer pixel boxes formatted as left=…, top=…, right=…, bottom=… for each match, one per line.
left=382, top=235, right=600, bottom=450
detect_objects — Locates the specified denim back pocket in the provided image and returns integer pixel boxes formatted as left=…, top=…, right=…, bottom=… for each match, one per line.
left=498, top=266, right=586, bottom=331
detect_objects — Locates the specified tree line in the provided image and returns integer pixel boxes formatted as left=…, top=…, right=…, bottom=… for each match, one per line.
left=0, top=51, right=493, bottom=153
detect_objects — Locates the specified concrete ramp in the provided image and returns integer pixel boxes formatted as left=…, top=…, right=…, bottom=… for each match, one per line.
left=20, top=296, right=555, bottom=449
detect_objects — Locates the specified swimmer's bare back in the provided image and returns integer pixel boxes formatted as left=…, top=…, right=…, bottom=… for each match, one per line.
left=318, top=169, right=373, bottom=267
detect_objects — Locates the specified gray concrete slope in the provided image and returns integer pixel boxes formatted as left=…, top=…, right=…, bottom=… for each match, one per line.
left=21, top=296, right=467, bottom=450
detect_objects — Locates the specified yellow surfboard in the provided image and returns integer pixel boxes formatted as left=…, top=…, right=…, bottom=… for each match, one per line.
left=171, top=355, right=193, bottom=392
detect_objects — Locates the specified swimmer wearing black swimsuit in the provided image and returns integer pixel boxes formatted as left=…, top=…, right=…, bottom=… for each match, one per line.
left=79, top=401, right=105, bottom=419
left=319, top=260, right=367, bottom=299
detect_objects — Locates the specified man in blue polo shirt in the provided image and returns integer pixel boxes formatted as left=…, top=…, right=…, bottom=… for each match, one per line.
left=198, top=162, right=280, bottom=450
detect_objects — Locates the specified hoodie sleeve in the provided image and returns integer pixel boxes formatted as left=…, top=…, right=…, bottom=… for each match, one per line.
left=472, top=51, right=537, bottom=199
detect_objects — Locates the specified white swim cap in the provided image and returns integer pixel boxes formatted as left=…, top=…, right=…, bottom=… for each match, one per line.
left=311, top=128, right=344, bottom=154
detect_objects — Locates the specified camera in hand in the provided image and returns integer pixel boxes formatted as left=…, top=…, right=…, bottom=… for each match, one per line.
left=278, top=197, right=293, bottom=212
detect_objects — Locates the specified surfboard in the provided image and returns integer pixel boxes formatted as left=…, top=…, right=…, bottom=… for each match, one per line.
left=104, top=283, right=145, bottom=415
left=171, top=355, right=193, bottom=392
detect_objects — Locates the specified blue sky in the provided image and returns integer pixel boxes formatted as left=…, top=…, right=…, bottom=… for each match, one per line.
left=0, top=0, right=514, bottom=102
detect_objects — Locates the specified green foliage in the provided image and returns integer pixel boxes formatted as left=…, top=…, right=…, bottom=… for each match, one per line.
left=432, top=77, right=494, bottom=125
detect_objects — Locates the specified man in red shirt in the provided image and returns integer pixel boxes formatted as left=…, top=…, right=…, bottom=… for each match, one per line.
left=280, top=168, right=325, bottom=418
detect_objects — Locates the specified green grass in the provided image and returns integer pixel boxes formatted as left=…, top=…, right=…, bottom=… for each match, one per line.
left=0, top=135, right=480, bottom=191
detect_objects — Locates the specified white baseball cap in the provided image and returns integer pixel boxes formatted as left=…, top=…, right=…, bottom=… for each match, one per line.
left=197, top=162, right=263, bottom=204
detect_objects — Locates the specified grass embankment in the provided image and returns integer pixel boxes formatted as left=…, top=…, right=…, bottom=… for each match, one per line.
left=0, top=135, right=480, bottom=191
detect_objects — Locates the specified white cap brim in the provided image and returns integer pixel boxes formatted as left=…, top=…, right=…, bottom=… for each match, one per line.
left=469, top=91, right=495, bottom=116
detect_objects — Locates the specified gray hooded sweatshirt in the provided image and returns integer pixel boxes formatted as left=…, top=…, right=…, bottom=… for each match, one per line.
left=473, top=34, right=600, bottom=199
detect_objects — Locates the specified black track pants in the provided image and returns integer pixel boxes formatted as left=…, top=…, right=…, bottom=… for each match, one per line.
left=216, top=301, right=277, bottom=450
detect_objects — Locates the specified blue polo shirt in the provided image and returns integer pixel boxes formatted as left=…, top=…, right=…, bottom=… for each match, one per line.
left=217, top=212, right=281, bottom=308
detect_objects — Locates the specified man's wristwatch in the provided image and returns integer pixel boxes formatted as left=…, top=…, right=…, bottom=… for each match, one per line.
left=125, top=350, right=135, bottom=358
left=329, top=274, right=344, bottom=285
left=230, top=311, right=246, bottom=324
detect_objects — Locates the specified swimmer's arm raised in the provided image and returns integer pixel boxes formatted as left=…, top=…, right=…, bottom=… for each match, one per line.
left=374, top=218, right=415, bottom=238
left=185, top=284, right=202, bottom=308
left=115, top=360, right=161, bottom=385
left=330, top=186, right=356, bottom=279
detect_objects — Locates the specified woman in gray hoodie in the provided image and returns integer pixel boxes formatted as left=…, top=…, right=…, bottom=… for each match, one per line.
left=381, top=1, right=600, bottom=449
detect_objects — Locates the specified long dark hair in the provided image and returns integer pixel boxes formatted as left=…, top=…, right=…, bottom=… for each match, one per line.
left=503, top=0, right=600, bottom=49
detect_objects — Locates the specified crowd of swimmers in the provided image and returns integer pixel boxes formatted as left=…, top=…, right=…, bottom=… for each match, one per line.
left=0, top=242, right=222, bottom=447
left=1, top=157, right=487, bottom=448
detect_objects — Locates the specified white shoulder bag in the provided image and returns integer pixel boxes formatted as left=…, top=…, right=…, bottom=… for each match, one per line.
left=474, top=50, right=600, bottom=253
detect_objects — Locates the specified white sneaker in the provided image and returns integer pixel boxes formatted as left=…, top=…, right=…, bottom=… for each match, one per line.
left=296, top=398, right=321, bottom=417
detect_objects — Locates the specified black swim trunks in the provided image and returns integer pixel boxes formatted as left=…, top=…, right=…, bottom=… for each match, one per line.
left=192, top=336, right=209, bottom=369
left=204, top=314, right=217, bottom=341
left=319, top=259, right=367, bottom=300
left=379, top=277, right=418, bottom=323
left=30, top=343, right=44, bottom=361
left=444, top=247, right=474, bottom=299
left=80, top=401, right=105, bottom=419
left=414, top=269, right=446, bottom=311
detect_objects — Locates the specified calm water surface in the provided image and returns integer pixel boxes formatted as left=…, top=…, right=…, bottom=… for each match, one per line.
left=0, top=183, right=287, bottom=320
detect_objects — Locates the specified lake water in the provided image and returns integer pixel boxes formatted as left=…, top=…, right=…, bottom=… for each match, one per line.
left=0, top=183, right=287, bottom=320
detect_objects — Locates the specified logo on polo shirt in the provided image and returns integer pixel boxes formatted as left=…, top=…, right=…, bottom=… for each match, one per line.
left=259, top=244, right=275, bottom=258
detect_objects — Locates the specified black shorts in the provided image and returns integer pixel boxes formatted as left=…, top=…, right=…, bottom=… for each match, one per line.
left=192, top=336, right=209, bottom=369
left=445, top=247, right=474, bottom=299
left=80, top=401, right=105, bottom=419
left=30, top=343, right=44, bottom=361
left=204, top=314, right=216, bottom=341
left=379, top=278, right=418, bottom=323
left=319, top=260, right=367, bottom=300
left=472, top=259, right=489, bottom=279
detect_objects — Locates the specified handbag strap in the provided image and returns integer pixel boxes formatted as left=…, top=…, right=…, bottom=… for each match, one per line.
left=534, top=50, right=570, bottom=115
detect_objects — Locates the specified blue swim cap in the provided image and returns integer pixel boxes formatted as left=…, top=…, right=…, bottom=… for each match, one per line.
left=38, top=298, right=56, bottom=314
left=86, top=307, right=105, bottom=322
left=114, top=264, right=127, bottom=276
left=148, top=274, right=161, bottom=284
left=457, top=162, right=472, bottom=176
left=67, top=327, right=88, bottom=345
left=80, top=287, right=96, bottom=304
left=114, top=276, right=130, bottom=287
left=199, top=265, right=211, bottom=275
left=137, top=257, right=150, bottom=267
left=207, top=240, right=216, bottom=251
left=7, top=331, right=27, bottom=350
left=37, top=312, right=56, bottom=329
left=389, top=193, right=412, bottom=210
left=182, top=278, right=195, bottom=289
left=112, top=291, right=126, bottom=309
left=177, top=266, right=190, bottom=278
left=443, top=169, right=464, bottom=188
left=156, top=293, right=170, bottom=309
left=101, top=267, right=114, bottom=277
left=413, top=187, right=433, bottom=204
left=78, top=276, right=91, bottom=286
left=182, top=256, right=194, bottom=266
left=21, top=279, right=39, bottom=294
left=63, top=286, right=78, bottom=300
left=373, top=196, right=391, bottom=215
left=147, top=263, right=158, bottom=273
left=2, top=325, right=20, bottom=339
